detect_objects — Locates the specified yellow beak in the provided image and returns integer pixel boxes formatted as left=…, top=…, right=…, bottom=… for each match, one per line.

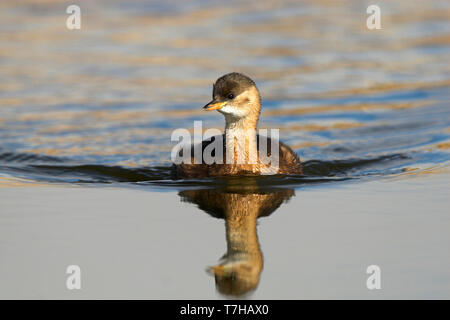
left=209, top=265, right=227, bottom=276
left=203, top=100, right=227, bottom=111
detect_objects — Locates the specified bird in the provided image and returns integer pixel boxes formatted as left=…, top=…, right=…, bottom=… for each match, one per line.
left=174, top=72, right=302, bottom=178
left=179, top=183, right=295, bottom=296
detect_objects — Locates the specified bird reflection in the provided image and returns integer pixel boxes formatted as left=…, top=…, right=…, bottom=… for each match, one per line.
left=179, top=183, right=294, bottom=297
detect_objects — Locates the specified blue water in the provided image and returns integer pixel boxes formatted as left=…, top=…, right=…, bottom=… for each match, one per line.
left=0, top=0, right=449, bottom=299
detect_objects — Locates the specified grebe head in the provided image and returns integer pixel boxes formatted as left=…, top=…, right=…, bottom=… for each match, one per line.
left=203, top=72, right=261, bottom=129
left=209, top=261, right=261, bottom=296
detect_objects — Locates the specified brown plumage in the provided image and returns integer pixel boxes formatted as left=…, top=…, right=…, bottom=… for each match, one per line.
left=174, top=72, right=302, bottom=178
left=180, top=185, right=294, bottom=296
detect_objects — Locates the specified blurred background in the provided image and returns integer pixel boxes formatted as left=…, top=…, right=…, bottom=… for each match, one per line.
left=0, top=0, right=449, bottom=175
left=0, top=0, right=449, bottom=300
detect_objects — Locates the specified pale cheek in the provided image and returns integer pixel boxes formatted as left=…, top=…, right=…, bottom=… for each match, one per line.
left=219, top=105, right=247, bottom=117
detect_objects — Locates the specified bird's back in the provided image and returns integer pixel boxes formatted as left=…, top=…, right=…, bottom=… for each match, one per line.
left=174, top=134, right=302, bottom=178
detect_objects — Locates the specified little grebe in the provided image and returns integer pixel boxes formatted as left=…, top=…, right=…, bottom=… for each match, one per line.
left=174, top=72, right=302, bottom=178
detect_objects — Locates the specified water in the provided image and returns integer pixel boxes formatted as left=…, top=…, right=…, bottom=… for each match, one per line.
left=0, top=0, right=449, bottom=299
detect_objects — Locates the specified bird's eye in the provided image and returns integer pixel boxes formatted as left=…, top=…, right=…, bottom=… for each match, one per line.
left=227, top=93, right=234, bottom=99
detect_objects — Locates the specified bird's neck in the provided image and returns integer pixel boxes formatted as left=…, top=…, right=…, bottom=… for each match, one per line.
left=224, top=103, right=260, bottom=166
left=224, top=100, right=260, bottom=132
left=224, top=116, right=258, bottom=132
left=223, top=196, right=262, bottom=261
left=224, top=122, right=258, bottom=166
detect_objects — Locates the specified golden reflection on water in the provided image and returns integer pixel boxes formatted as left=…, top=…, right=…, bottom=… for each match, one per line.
left=0, top=176, right=53, bottom=188
left=396, top=164, right=450, bottom=178
left=0, top=0, right=449, bottom=172
left=11, top=98, right=444, bottom=158
left=2, top=0, right=449, bottom=104
left=180, top=183, right=294, bottom=297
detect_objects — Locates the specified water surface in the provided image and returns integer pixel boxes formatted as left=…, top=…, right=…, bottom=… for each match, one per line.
left=0, top=0, right=449, bottom=299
